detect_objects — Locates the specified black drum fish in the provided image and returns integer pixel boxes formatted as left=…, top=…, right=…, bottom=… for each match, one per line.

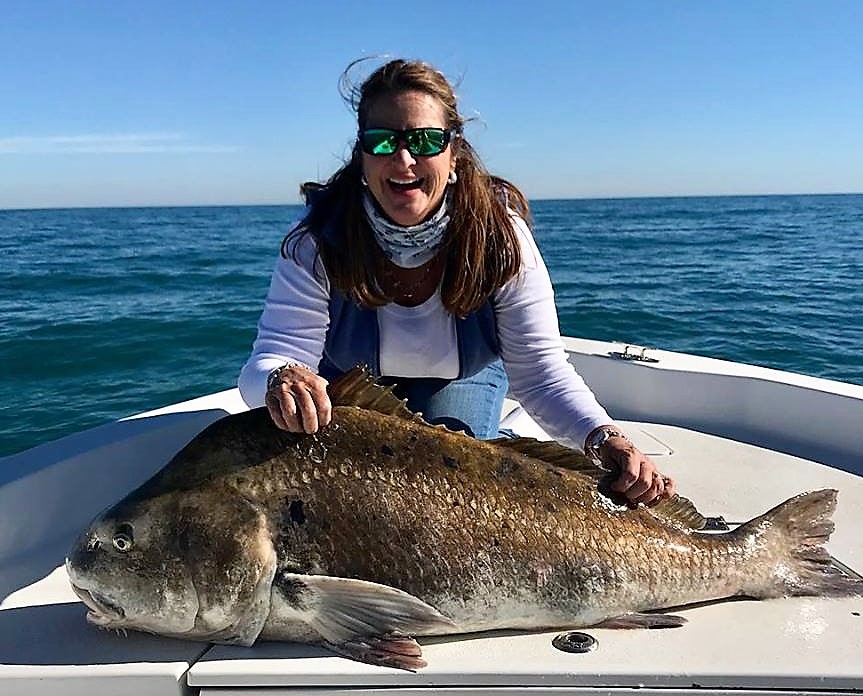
left=66, top=368, right=862, bottom=669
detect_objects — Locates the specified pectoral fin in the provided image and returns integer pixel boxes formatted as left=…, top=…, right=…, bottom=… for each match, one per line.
left=595, top=612, right=687, bottom=629
left=276, top=572, right=455, bottom=669
left=324, top=633, right=428, bottom=671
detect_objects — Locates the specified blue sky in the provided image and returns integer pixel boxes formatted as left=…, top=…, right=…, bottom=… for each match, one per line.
left=1, top=0, right=861, bottom=208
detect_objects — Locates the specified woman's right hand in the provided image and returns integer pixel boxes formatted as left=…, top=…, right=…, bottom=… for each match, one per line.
left=265, top=364, right=332, bottom=434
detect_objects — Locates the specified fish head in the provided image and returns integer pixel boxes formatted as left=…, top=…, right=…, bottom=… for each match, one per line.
left=66, top=493, right=200, bottom=637
left=67, top=485, right=278, bottom=645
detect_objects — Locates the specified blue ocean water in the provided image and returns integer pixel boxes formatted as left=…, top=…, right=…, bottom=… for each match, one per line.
left=2, top=195, right=861, bottom=457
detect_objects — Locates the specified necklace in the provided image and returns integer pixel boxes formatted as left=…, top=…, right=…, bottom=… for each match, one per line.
left=381, top=255, right=442, bottom=303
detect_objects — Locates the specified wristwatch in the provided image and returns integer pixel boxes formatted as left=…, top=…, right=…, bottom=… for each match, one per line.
left=585, top=427, right=628, bottom=464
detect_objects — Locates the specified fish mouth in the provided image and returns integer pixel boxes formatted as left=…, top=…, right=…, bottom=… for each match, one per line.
left=72, top=584, right=126, bottom=626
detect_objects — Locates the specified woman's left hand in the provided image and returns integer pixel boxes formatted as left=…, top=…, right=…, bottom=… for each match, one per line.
left=599, top=435, right=677, bottom=505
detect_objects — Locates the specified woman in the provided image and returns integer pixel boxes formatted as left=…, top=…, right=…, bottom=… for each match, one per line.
left=239, top=58, right=675, bottom=506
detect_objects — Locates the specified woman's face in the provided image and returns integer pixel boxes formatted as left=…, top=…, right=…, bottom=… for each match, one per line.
left=361, top=90, right=456, bottom=227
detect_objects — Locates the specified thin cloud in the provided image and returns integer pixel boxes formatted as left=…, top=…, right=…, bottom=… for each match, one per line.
left=0, top=133, right=240, bottom=154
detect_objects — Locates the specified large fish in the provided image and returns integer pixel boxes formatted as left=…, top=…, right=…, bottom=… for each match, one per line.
left=66, top=368, right=862, bottom=669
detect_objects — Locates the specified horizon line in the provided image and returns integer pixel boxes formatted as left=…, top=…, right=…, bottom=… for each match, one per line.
left=2, top=190, right=862, bottom=213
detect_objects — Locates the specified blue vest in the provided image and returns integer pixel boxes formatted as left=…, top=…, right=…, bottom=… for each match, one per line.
left=322, top=291, right=500, bottom=379
left=304, top=189, right=501, bottom=379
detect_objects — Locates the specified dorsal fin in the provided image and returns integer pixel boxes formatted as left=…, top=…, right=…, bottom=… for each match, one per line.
left=647, top=495, right=707, bottom=530
left=327, top=366, right=427, bottom=424
left=487, top=437, right=601, bottom=478
left=488, top=436, right=707, bottom=530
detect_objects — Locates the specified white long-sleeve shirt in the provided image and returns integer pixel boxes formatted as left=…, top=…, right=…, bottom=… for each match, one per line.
left=238, top=214, right=613, bottom=449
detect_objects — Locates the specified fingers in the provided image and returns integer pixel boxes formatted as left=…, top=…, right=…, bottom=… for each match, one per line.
left=604, top=438, right=675, bottom=505
left=662, top=475, right=677, bottom=499
left=265, top=365, right=331, bottom=434
left=287, top=385, right=321, bottom=433
left=265, top=390, right=290, bottom=430
left=631, top=472, right=667, bottom=506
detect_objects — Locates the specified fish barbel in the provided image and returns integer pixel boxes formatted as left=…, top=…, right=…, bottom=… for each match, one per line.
left=66, top=367, right=862, bottom=669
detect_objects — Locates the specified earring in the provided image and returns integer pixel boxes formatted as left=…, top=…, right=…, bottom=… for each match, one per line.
left=361, top=175, right=368, bottom=187
left=448, top=171, right=458, bottom=185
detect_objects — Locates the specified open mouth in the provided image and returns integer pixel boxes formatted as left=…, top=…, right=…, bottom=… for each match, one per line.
left=388, top=177, right=424, bottom=192
left=72, top=584, right=125, bottom=625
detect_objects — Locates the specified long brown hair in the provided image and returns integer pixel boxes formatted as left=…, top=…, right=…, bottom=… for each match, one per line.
left=285, top=58, right=530, bottom=318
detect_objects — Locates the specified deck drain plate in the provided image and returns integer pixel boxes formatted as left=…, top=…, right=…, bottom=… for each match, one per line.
left=552, top=631, right=597, bottom=653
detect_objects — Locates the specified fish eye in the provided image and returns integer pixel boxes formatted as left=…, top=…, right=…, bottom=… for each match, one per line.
left=112, top=524, right=134, bottom=553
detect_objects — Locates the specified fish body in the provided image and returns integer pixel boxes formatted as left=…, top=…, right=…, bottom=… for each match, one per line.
left=66, top=368, right=862, bottom=669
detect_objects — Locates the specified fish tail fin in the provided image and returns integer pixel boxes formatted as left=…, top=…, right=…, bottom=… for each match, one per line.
left=736, top=489, right=863, bottom=598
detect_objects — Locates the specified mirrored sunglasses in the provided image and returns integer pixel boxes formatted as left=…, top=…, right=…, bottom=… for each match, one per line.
left=359, top=127, right=454, bottom=157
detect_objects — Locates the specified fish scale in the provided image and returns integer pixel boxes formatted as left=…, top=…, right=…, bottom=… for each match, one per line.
left=222, top=406, right=777, bottom=620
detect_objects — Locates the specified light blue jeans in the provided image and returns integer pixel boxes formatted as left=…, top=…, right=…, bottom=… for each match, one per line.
left=379, top=360, right=509, bottom=439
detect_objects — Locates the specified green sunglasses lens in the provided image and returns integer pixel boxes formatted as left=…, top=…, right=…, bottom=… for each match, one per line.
left=362, top=130, right=399, bottom=155
left=406, top=128, right=446, bottom=155
left=360, top=128, right=449, bottom=156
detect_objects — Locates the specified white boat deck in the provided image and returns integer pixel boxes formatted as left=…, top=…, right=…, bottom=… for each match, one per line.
left=3, top=417, right=862, bottom=695
left=3, top=339, right=862, bottom=695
